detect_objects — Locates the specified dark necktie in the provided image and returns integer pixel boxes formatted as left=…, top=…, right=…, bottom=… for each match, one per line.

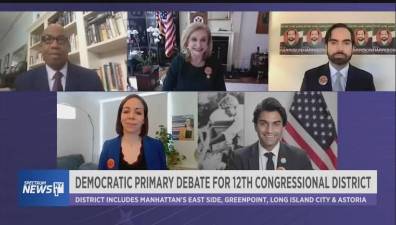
left=264, top=152, right=275, bottom=170
left=52, top=71, right=64, bottom=91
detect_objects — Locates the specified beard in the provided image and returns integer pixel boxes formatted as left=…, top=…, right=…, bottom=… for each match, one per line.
left=328, top=51, right=352, bottom=65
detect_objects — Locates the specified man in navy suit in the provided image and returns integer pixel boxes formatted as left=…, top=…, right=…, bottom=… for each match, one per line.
left=300, top=23, right=375, bottom=91
left=227, top=97, right=313, bottom=170
left=15, top=23, right=104, bottom=91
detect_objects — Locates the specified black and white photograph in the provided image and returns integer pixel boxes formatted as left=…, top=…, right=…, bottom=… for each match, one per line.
left=196, top=92, right=244, bottom=169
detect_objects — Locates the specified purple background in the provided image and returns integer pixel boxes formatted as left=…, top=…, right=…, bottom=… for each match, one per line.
left=1, top=2, right=395, bottom=225
left=0, top=92, right=394, bottom=225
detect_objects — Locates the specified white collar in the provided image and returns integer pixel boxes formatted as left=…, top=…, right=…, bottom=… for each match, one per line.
left=258, top=141, right=280, bottom=159
left=46, top=63, right=68, bottom=81
left=329, top=62, right=349, bottom=78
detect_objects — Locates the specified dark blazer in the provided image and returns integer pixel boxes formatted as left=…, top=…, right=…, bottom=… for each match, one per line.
left=15, top=62, right=104, bottom=91
left=300, top=63, right=375, bottom=91
left=162, top=54, right=226, bottom=91
left=226, top=141, right=313, bottom=170
left=98, top=136, right=167, bottom=170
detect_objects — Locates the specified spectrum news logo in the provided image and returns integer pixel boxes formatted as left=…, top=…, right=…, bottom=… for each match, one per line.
left=22, top=180, right=64, bottom=197
left=19, top=170, right=69, bottom=206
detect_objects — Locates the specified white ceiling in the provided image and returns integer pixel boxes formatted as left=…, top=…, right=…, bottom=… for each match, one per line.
left=0, top=12, right=23, bottom=44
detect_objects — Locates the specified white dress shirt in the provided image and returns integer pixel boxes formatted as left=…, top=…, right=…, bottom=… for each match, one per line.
left=258, top=141, right=280, bottom=170
left=46, top=63, right=68, bottom=91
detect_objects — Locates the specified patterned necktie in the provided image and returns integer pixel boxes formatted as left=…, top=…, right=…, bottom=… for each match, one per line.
left=52, top=71, right=64, bottom=91
left=333, top=71, right=344, bottom=91
left=264, top=152, right=275, bottom=170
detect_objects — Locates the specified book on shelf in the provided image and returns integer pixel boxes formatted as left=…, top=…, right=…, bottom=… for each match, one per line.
left=68, top=33, right=79, bottom=52
left=29, top=53, right=43, bottom=66
left=113, top=12, right=127, bottom=36
left=49, top=12, right=76, bottom=26
left=30, top=33, right=41, bottom=47
left=96, top=62, right=126, bottom=91
left=86, top=12, right=127, bottom=46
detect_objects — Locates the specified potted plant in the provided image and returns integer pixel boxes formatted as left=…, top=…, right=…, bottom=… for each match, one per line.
left=140, top=56, right=154, bottom=74
left=155, top=125, right=186, bottom=169
left=128, top=27, right=162, bottom=75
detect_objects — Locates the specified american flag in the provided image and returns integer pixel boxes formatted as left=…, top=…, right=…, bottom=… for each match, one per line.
left=157, top=11, right=176, bottom=58
left=283, top=91, right=337, bottom=170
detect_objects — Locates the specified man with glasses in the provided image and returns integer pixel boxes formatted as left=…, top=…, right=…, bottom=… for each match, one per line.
left=15, top=23, right=103, bottom=91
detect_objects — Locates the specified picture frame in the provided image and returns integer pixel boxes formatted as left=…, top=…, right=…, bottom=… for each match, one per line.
left=172, top=115, right=194, bottom=141
left=256, top=12, right=269, bottom=34
left=189, top=12, right=208, bottom=24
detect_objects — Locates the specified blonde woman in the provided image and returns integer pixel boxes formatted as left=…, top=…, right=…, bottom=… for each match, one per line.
left=162, top=22, right=226, bottom=91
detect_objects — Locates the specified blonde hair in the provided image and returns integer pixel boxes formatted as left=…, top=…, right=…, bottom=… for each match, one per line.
left=180, top=22, right=213, bottom=61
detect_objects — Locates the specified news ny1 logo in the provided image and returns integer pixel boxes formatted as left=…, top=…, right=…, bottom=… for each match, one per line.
left=18, top=170, right=69, bottom=206
left=22, top=181, right=64, bottom=197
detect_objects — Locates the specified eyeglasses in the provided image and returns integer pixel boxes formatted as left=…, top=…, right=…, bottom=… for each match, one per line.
left=41, top=35, right=68, bottom=45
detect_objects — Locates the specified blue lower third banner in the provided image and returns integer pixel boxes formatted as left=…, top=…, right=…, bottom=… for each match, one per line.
left=18, top=170, right=69, bottom=207
left=18, top=170, right=377, bottom=206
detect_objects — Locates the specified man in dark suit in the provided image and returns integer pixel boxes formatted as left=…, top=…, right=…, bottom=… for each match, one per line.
left=15, top=23, right=104, bottom=91
left=227, top=97, right=313, bottom=170
left=300, top=23, right=375, bottom=91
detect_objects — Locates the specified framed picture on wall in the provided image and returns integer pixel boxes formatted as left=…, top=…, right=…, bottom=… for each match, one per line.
left=256, top=12, right=269, bottom=34
left=190, top=12, right=208, bottom=24
left=172, top=115, right=194, bottom=141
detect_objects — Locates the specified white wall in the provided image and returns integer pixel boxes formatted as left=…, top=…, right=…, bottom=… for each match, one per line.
left=168, top=92, right=198, bottom=169
left=179, top=12, right=233, bottom=40
left=235, top=12, right=268, bottom=69
left=57, top=93, right=101, bottom=164
left=269, top=12, right=396, bottom=91
left=0, top=12, right=33, bottom=71
left=244, top=92, right=337, bottom=146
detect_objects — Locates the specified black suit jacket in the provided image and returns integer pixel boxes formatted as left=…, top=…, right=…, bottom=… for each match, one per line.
left=15, top=62, right=104, bottom=91
left=300, top=63, right=375, bottom=91
left=226, top=141, right=313, bottom=170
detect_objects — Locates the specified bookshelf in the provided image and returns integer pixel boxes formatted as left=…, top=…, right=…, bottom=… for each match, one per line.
left=26, top=11, right=128, bottom=91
